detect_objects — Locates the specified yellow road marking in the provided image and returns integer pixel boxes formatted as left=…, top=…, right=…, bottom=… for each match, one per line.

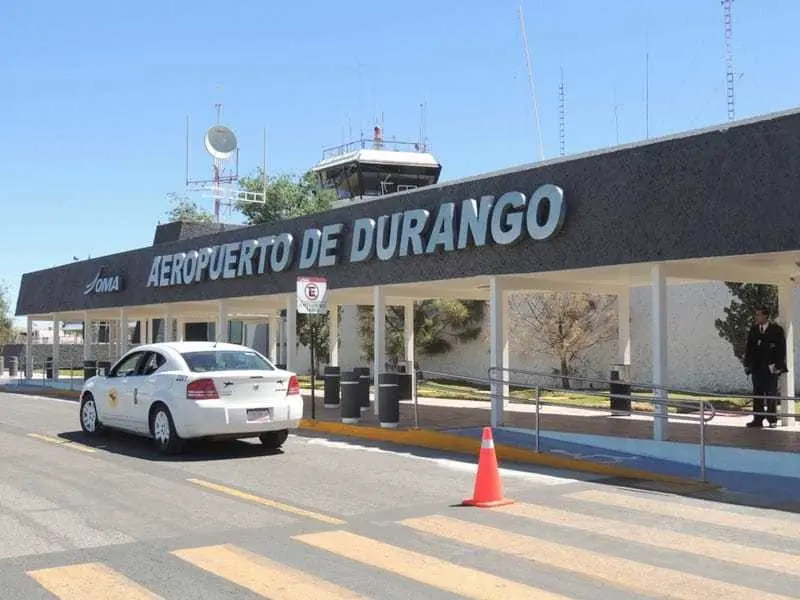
left=497, top=502, right=800, bottom=577
left=173, top=543, right=367, bottom=599
left=294, top=530, right=575, bottom=600
left=186, top=478, right=345, bottom=525
left=401, top=515, right=796, bottom=600
left=27, top=562, right=161, bottom=599
left=27, top=433, right=96, bottom=453
left=568, top=489, right=800, bottom=539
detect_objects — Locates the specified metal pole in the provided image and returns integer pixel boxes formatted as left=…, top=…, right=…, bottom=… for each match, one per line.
left=535, top=386, right=541, bottom=453
left=310, top=316, right=316, bottom=420
left=699, top=400, right=706, bottom=481
left=411, top=368, right=420, bottom=429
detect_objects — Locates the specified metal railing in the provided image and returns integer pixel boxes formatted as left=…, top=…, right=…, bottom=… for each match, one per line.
left=321, top=138, right=429, bottom=160
left=487, top=366, right=800, bottom=421
left=482, top=366, right=800, bottom=481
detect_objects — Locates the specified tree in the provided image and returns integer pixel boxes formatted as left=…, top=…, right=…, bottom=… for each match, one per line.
left=165, top=193, right=213, bottom=223
left=508, top=292, right=618, bottom=389
left=0, top=282, right=14, bottom=351
left=357, top=300, right=486, bottom=366
left=235, top=169, right=339, bottom=369
left=714, top=283, right=778, bottom=365
left=236, top=169, right=338, bottom=225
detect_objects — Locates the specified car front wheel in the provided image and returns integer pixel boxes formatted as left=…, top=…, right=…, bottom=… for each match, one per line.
left=259, top=429, right=289, bottom=450
left=80, top=394, right=105, bottom=436
left=150, top=405, right=185, bottom=455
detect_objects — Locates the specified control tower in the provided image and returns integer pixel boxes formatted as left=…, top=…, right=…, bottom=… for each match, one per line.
left=310, top=126, right=442, bottom=207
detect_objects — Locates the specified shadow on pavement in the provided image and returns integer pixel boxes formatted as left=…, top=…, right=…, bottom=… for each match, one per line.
left=57, top=429, right=284, bottom=462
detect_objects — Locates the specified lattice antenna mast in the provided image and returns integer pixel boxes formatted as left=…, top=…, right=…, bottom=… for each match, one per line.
left=558, top=68, right=566, bottom=157
left=723, top=0, right=735, bottom=121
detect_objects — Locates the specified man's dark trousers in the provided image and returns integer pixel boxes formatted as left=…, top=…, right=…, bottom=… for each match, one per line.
left=752, top=368, right=779, bottom=425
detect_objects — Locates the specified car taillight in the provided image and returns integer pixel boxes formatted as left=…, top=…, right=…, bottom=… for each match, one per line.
left=187, top=378, right=219, bottom=400
left=287, top=375, right=300, bottom=396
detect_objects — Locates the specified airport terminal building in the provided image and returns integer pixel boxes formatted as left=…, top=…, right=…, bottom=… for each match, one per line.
left=13, top=108, right=800, bottom=433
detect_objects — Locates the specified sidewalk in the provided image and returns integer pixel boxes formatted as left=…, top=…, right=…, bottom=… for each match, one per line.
left=301, top=392, right=800, bottom=454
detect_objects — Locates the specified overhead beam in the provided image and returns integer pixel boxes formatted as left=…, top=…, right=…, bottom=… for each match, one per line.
left=497, top=276, right=628, bottom=295
left=664, top=263, right=790, bottom=285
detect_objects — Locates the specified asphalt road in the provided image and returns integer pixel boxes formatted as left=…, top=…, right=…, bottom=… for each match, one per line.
left=1, top=390, right=799, bottom=599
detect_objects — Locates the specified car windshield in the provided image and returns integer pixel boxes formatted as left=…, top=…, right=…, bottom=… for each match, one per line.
left=180, top=350, right=274, bottom=373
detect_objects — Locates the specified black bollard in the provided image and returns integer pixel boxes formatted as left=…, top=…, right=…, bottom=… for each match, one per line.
left=323, top=365, right=341, bottom=408
left=340, top=370, right=361, bottom=424
left=356, top=367, right=371, bottom=412
left=83, top=360, right=97, bottom=380
left=378, top=372, right=400, bottom=428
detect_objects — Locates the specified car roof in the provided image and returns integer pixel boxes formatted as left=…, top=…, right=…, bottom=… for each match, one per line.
left=134, top=341, right=261, bottom=354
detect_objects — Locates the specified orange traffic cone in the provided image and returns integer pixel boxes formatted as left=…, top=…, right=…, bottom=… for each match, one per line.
left=462, top=427, right=514, bottom=508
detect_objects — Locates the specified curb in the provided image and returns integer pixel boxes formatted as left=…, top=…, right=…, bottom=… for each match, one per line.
left=298, top=419, right=718, bottom=490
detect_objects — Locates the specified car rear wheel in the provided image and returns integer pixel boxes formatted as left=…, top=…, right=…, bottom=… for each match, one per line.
left=80, top=394, right=106, bottom=436
left=259, top=429, right=289, bottom=450
left=150, top=405, right=185, bottom=455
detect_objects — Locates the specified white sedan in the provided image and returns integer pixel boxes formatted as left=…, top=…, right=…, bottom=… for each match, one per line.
left=78, top=341, right=304, bottom=454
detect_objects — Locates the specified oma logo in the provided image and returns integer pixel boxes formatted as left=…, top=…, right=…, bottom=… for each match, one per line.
left=84, top=269, right=123, bottom=295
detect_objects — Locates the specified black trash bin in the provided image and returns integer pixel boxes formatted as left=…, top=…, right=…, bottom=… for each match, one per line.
left=323, top=365, right=341, bottom=407
left=8, top=356, right=18, bottom=377
left=397, top=372, right=413, bottom=401
left=356, top=367, right=371, bottom=411
left=610, top=366, right=632, bottom=414
left=83, top=360, right=97, bottom=380
left=340, top=370, right=361, bottom=424
left=378, top=372, right=400, bottom=428
left=98, top=361, right=112, bottom=376
left=45, top=356, right=54, bottom=380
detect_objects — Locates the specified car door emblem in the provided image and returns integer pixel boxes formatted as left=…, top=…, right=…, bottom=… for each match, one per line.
left=253, top=384, right=260, bottom=391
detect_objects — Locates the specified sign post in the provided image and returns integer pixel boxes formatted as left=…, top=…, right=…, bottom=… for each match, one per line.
left=296, top=276, right=329, bottom=420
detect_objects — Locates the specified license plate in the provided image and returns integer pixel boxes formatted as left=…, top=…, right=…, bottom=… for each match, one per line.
left=246, top=408, right=272, bottom=422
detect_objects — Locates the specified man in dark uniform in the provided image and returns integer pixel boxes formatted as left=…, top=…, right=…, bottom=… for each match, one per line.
left=743, top=306, right=787, bottom=428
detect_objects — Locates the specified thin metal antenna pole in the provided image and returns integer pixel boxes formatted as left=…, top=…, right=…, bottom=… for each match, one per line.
left=262, top=127, right=268, bottom=193
left=184, top=116, right=190, bottom=187
left=645, top=51, right=650, bottom=139
left=518, top=5, right=545, bottom=161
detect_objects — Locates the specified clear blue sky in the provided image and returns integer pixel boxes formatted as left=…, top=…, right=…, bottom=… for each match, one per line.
left=1, top=0, right=798, bottom=321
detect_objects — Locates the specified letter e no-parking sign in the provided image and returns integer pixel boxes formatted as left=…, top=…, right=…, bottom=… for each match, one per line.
left=296, top=276, right=329, bottom=314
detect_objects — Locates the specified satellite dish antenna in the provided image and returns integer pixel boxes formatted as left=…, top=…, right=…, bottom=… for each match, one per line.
left=204, top=124, right=238, bottom=160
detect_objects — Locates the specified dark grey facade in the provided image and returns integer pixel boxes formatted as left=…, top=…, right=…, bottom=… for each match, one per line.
left=16, top=107, right=800, bottom=317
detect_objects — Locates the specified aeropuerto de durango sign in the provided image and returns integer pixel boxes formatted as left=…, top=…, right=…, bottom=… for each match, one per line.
left=146, top=184, right=567, bottom=289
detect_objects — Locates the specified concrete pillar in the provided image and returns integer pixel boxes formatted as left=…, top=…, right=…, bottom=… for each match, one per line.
left=778, top=284, right=796, bottom=427
left=651, top=264, right=668, bottom=441
left=119, top=309, right=129, bottom=355
left=373, top=286, right=386, bottom=416
left=617, top=287, right=631, bottom=367
left=268, top=314, right=279, bottom=363
left=404, top=300, right=415, bottom=397
left=286, top=296, right=297, bottom=372
left=217, top=302, right=229, bottom=343
left=404, top=301, right=415, bottom=369
left=329, top=304, right=339, bottom=366
left=175, top=318, right=185, bottom=342
left=489, top=277, right=509, bottom=428
left=52, top=317, right=60, bottom=381
left=25, top=317, right=33, bottom=378
left=163, top=307, right=173, bottom=343
left=83, top=312, right=91, bottom=362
